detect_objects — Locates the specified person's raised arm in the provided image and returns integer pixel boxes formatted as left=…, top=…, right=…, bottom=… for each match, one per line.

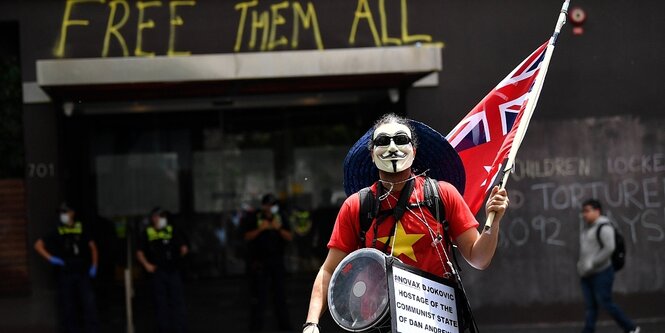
left=272, top=215, right=293, bottom=241
left=304, top=248, right=348, bottom=332
left=455, top=186, right=509, bottom=270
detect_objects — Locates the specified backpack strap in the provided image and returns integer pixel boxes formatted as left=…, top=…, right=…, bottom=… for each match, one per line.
left=379, top=178, right=415, bottom=251
left=358, top=187, right=376, bottom=247
left=596, top=223, right=609, bottom=249
left=424, top=177, right=446, bottom=224
left=424, top=177, right=450, bottom=246
left=423, top=177, right=462, bottom=272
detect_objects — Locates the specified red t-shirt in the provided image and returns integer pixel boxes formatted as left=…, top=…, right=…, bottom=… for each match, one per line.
left=328, top=176, right=479, bottom=277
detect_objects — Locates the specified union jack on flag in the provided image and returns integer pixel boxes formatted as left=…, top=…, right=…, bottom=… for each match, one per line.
left=447, top=41, right=548, bottom=214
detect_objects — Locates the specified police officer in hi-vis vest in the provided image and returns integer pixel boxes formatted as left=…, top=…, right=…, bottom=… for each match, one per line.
left=137, top=207, right=189, bottom=333
left=34, top=203, right=99, bottom=333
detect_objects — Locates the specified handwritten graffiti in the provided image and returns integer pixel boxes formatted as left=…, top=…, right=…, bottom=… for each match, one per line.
left=511, top=157, right=592, bottom=181
left=607, top=153, right=665, bottom=175
left=499, top=215, right=566, bottom=248
left=233, top=0, right=323, bottom=51
left=530, top=177, right=664, bottom=211
left=605, top=208, right=665, bottom=244
left=55, top=0, right=196, bottom=57
left=348, top=0, right=440, bottom=47
left=499, top=153, right=665, bottom=247
left=52, top=0, right=443, bottom=58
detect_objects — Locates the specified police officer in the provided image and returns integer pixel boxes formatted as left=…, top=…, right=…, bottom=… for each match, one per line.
left=34, top=203, right=99, bottom=333
left=241, top=194, right=293, bottom=331
left=136, top=207, right=189, bottom=333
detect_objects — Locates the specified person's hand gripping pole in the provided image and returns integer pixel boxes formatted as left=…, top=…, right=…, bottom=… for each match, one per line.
left=484, top=167, right=511, bottom=234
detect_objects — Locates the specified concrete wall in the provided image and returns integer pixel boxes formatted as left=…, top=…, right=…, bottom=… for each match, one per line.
left=408, top=0, right=665, bottom=131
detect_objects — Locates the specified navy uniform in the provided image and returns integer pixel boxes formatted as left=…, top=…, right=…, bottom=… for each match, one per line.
left=34, top=204, right=99, bottom=333
left=240, top=194, right=293, bottom=331
left=137, top=208, right=188, bottom=333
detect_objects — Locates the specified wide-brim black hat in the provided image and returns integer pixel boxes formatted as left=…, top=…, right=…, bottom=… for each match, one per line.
left=343, top=120, right=465, bottom=196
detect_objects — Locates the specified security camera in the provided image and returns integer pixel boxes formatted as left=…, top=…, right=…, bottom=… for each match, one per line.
left=388, top=89, right=400, bottom=104
left=63, top=101, right=74, bottom=117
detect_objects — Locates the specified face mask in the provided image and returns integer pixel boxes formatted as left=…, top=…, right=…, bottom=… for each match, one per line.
left=60, top=213, right=70, bottom=224
left=270, top=205, right=279, bottom=214
left=371, top=123, right=415, bottom=173
left=157, top=217, right=167, bottom=229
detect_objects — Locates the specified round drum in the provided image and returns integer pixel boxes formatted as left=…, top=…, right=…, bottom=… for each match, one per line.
left=328, top=248, right=391, bottom=332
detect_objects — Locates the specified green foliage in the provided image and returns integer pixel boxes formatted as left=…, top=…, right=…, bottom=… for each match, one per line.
left=0, top=57, right=24, bottom=178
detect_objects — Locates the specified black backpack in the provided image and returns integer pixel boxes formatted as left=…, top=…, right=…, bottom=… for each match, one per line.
left=596, top=223, right=626, bottom=271
left=357, top=177, right=449, bottom=248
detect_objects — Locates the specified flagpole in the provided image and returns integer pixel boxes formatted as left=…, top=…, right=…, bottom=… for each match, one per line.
left=484, top=0, right=570, bottom=233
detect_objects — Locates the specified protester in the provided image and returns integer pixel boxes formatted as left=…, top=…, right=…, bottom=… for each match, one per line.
left=302, top=113, right=509, bottom=333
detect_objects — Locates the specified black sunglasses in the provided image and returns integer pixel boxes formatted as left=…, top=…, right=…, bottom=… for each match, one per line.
left=373, top=134, right=412, bottom=146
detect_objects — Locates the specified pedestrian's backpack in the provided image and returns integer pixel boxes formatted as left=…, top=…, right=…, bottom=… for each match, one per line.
left=596, top=223, right=626, bottom=271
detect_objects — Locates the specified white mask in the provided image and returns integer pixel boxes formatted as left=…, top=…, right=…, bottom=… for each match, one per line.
left=157, top=217, right=167, bottom=229
left=270, top=205, right=279, bottom=215
left=371, top=122, right=415, bottom=173
left=60, top=213, right=70, bottom=224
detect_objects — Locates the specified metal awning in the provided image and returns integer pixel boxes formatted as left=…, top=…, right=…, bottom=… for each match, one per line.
left=35, top=46, right=441, bottom=103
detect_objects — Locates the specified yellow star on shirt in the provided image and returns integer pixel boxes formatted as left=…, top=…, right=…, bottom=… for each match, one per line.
left=377, top=221, right=425, bottom=262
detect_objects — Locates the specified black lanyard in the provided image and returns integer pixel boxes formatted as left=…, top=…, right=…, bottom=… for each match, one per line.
left=371, top=178, right=415, bottom=253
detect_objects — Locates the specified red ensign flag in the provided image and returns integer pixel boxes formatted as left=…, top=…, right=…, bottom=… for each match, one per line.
left=447, top=42, right=548, bottom=214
